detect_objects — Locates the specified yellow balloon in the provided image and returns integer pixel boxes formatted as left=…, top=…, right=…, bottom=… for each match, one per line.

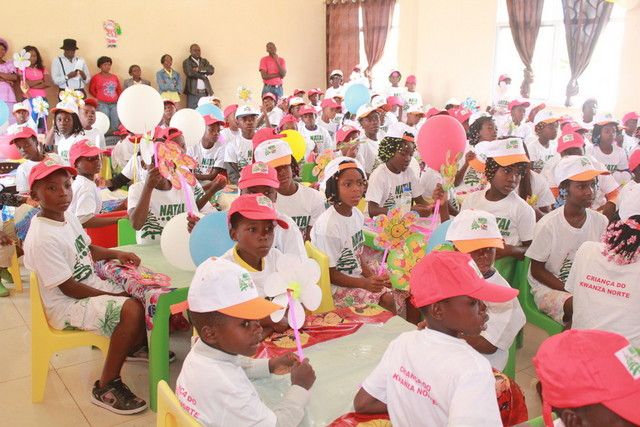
left=281, top=129, right=306, bottom=162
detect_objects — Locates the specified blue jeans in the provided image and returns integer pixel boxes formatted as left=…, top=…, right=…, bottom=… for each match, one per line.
left=262, top=84, right=283, bottom=99
left=97, top=101, right=120, bottom=135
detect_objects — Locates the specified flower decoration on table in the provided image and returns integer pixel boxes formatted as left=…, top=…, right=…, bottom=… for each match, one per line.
left=237, top=86, right=252, bottom=103
left=265, top=253, right=322, bottom=361
left=440, top=150, right=463, bottom=191
left=387, top=233, right=427, bottom=290
left=59, top=88, right=85, bottom=106
left=155, top=141, right=197, bottom=190
left=311, top=149, right=336, bottom=180
left=13, top=49, right=30, bottom=90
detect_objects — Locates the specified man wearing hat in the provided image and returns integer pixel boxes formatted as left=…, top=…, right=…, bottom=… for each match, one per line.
left=51, top=39, right=90, bottom=95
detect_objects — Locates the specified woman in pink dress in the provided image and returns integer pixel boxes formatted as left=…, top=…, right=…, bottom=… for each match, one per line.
left=22, top=45, right=52, bottom=132
left=0, top=38, right=19, bottom=125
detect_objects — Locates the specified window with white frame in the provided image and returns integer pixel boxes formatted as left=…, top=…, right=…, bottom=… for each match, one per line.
left=494, top=1, right=625, bottom=110
left=356, top=1, right=401, bottom=93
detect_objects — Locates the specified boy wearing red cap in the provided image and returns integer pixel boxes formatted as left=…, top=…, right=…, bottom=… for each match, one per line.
left=307, top=88, right=323, bottom=112
left=318, top=98, right=341, bottom=139
left=257, top=92, right=284, bottom=129
left=354, top=251, right=518, bottom=426
left=7, top=102, right=37, bottom=134
left=401, top=75, right=422, bottom=114
left=224, top=105, right=260, bottom=184
left=24, top=159, right=148, bottom=414
left=297, top=105, right=334, bottom=155
left=621, top=111, right=639, bottom=155
left=190, top=114, right=226, bottom=185
left=176, top=258, right=315, bottom=426
left=7, top=128, right=47, bottom=193
left=279, top=113, right=298, bottom=132
left=533, top=329, right=640, bottom=427
left=79, top=99, right=106, bottom=149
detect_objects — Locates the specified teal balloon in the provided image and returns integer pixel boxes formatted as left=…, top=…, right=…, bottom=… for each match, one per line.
left=0, top=101, right=8, bottom=126
left=196, top=104, right=224, bottom=121
left=425, top=220, right=452, bottom=254
left=344, top=84, right=370, bottom=115
left=189, top=211, right=234, bottom=265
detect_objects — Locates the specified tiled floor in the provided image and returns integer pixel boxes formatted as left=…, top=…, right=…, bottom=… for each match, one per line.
left=0, top=269, right=548, bottom=426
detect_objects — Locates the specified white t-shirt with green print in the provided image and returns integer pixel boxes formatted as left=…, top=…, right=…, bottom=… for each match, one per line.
left=365, top=163, right=420, bottom=213
left=189, top=141, right=225, bottom=176
left=275, top=184, right=326, bottom=235
left=224, top=134, right=253, bottom=170
left=127, top=181, right=213, bottom=245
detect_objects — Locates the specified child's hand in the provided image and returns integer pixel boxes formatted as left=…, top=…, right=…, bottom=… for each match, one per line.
left=417, top=319, right=427, bottom=330
left=412, top=203, right=433, bottom=217
left=269, top=352, right=297, bottom=375
left=186, top=212, right=201, bottom=234
left=290, top=358, right=316, bottom=390
left=431, top=183, right=447, bottom=203
left=362, top=276, right=387, bottom=293
left=144, top=167, right=163, bottom=189
left=116, top=251, right=141, bottom=267
left=209, top=174, right=227, bottom=194
left=464, top=151, right=476, bottom=165
left=0, top=230, right=14, bottom=247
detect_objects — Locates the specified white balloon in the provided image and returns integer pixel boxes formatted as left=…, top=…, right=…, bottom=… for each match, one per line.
left=170, top=108, right=206, bottom=147
left=160, top=213, right=196, bottom=271
left=117, top=85, right=164, bottom=134
left=94, top=111, right=110, bottom=135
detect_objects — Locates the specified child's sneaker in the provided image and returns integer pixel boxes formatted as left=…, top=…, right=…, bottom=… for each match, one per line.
left=126, top=345, right=176, bottom=363
left=91, top=377, right=147, bottom=415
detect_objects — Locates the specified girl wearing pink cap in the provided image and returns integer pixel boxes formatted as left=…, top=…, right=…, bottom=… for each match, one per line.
left=401, top=75, right=422, bottom=114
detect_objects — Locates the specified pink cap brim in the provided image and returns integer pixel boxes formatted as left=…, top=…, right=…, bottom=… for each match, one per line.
left=603, top=389, right=640, bottom=426
left=467, top=279, right=519, bottom=303
left=238, top=211, right=289, bottom=229
left=238, top=177, right=279, bottom=190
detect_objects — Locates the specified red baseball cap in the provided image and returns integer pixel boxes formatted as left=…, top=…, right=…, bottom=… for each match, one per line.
left=308, top=88, right=324, bottom=96
left=336, top=125, right=360, bottom=143
left=83, top=98, right=98, bottom=108
left=628, top=149, right=640, bottom=172
left=508, top=99, right=530, bottom=111
left=227, top=193, right=288, bottom=229
left=448, top=107, right=472, bottom=124
left=293, top=88, right=305, bottom=96
left=299, top=105, right=317, bottom=116
left=426, top=107, right=448, bottom=119
left=561, top=121, right=588, bottom=134
left=498, top=74, right=511, bottom=83
left=262, top=92, right=277, bottom=101
left=204, top=114, right=224, bottom=126
left=252, top=127, right=285, bottom=150
left=279, top=114, right=298, bottom=128
left=223, top=104, right=239, bottom=119
left=320, top=98, right=341, bottom=110
left=556, top=132, right=585, bottom=154
left=409, top=251, right=518, bottom=307
left=69, top=139, right=106, bottom=166
left=7, top=127, right=37, bottom=144
left=28, top=157, right=77, bottom=188
left=238, top=162, right=279, bottom=190
left=157, top=127, right=183, bottom=142
left=533, top=329, right=640, bottom=427
left=622, top=111, right=640, bottom=125
left=386, top=96, right=404, bottom=107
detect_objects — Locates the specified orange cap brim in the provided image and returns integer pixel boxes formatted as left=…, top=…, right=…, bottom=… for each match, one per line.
left=469, top=157, right=486, bottom=173
left=218, top=297, right=283, bottom=320
left=569, top=169, right=609, bottom=181
left=494, top=154, right=530, bottom=166
left=452, top=238, right=504, bottom=254
left=267, top=155, right=292, bottom=168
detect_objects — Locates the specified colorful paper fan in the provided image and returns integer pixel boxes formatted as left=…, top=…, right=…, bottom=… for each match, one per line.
left=12, top=49, right=30, bottom=70
left=387, top=233, right=427, bottom=290
left=440, top=150, right=463, bottom=191
left=372, top=207, right=419, bottom=251
left=156, top=141, right=197, bottom=189
left=311, top=149, right=336, bottom=179
left=32, top=97, right=49, bottom=115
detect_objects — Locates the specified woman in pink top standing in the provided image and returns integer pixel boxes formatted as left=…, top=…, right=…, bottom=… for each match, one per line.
left=22, top=45, right=52, bottom=132
left=0, top=37, right=19, bottom=124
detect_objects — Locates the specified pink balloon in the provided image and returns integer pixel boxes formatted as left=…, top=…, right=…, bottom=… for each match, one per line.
left=0, top=138, right=21, bottom=160
left=417, top=115, right=466, bottom=171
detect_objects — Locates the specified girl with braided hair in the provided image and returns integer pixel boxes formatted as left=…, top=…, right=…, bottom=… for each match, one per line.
left=586, top=115, right=631, bottom=184
left=526, top=156, right=609, bottom=325
left=365, top=135, right=433, bottom=218
left=460, top=138, right=535, bottom=260
left=566, top=185, right=640, bottom=345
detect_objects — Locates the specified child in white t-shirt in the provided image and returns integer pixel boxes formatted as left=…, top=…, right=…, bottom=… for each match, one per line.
left=312, top=157, right=397, bottom=313
left=297, top=105, right=333, bottom=155
left=254, top=139, right=326, bottom=241
left=177, top=257, right=315, bottom=427
left=446, top=210, right=526, bottom=370
left=44, top=101, right=86, bottom=164
left=565, top=187, right=640, bottom=346
left=461, top=138, right=536, bottom=260
left=401, top=75, right=422, bottom=113
left=325, top=70, right=344, bottom=100
left=525, top=110, right=559, bottom=173
left=24, top=160, right=147, bottom=415
left=220, top=104, right=240, bottom=149
left=7, top=128, right=46, bottom=193
left=317, top=98, right=341, bottom=139
left=496, top=100, right=531, bottom=140
left=6, top=102, right=37, bottom=134
left=354, top=251, right=518, bottom=426
left=356, top=105, right=382, bottom=174
left=190, top=115, right=226, bottom=185
left=621, top=111, right=639, bottom=155
left=224, top=105, right=260, bottom=184
left=256, top=92, right=284, bottom=129
left=78, top=99, right=106, bottom=149
left=526, top=155, right=609, bottom=324
left=587, top=115, right=631, bottom=184
left=384, top=70, right=406, bottom=101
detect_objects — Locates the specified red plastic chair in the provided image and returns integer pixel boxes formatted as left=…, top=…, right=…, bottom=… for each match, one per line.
left=85, top=211, right=128, bottom=248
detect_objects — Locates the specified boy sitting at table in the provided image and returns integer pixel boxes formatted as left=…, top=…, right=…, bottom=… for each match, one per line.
left=23, top=159, right=148, bottom=415
left=353, top=251, right=519, bottom=426
left=176, top=257, right=316, bottom=427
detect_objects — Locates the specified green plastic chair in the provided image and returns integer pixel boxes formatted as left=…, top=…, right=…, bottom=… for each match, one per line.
left=514, top=258, right=563, bottom=336
left=502, top=340, right=517, bottom=379
left=117, top=218, right=137, bottom=246
left=494, top=256, right=517, bottom=285
left=300, top=162, right=317, bottom=183
left=516, top=413, right=557, bottom=426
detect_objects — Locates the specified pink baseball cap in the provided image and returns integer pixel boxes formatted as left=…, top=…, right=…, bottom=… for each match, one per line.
left=426, top=107, right=448, bottom=119
left=533, top=329, right=640, bottom=427
left=628, top=149, right=640, bottom=172
left=409, top=251, right=518, bottom=307
left=228, top=193, right=288, bottom=229
left=204, top=114, right=224, bottom=126
left=83, top=98, right=99, bottom=108
left=69, top=139, right=106, bottom=166
left=508, top=99, right=530, bottom=110
left=6, top=127, right=37, bottom=144
left=336, top=125, right=360, bottom=143
left=279, top=114, right=298, bottom=128
left=386, top=96, right=404, bottom=107
left=28, top=157, right=77, bottom=188
left=556, top=132, right=585, bottom=154
left=223, top=104, right=239, bottom=119
left=252, top=127, right=285, bottom=150
left=262, top=92, right=277, bottom=101
left=622, top=111, right=640, bottom=124
left=307, top=88, right=324, bottom=96
left=293, top=88, right=306, bottom=96
left=498, top=74, right=511, bottom=83
left=448, top=107, right=472, bottom=124
left=561, top=121, right=588, bottom=134
left=298, top=105, right=317, bottom=116
left=405, top=75, right=416, bottom=85
left=320, top=98, right=341, bottom=109
left=238, top=162, right=279, bottom=190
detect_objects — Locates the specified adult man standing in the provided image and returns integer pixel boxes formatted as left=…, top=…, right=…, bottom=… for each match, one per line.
left=51, top=38, right=90, bottom=95
left=259, top=42, right=286, bottom=99
left=182, top=44, right=214, bottom=109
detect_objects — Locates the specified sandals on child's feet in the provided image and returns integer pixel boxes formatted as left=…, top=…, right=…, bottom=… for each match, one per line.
left=126, top=345, right=176, bottom=363
left=91, top=377, right=147, bottom=415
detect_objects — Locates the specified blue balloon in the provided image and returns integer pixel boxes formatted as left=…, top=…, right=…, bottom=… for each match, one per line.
left=196, top=104, right=224, bottom=121
left=0, top=100, right=8, bottom=126
left=344, top=84, right=370, bottom=115
left=189, top=211, right=235, bottom=265
left=425, top=220, right=452, bottom=254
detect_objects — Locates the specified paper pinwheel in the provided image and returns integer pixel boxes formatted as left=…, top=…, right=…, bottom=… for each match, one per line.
left=155, top=141, right=197, bottom=190
left=237, top=86, right=252, bottom=103
left=265, top=253, right=322, bottom=360
left=13, top=49, right=30, bottom=71
left=373, top=207, right=419, bottom=251
left=440, top=150, right=463, bottom=191
left=388, top=233, right=427, bottom=290
left=32, top=97, right=49, bottom=115
left=311, top=149, right=336, bottom=180
left=59, top=88, right=85, bottom=105
left=461, top=97, right=479, bottom=112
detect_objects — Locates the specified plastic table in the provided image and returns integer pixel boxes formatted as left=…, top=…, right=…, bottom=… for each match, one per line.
left=115, top=244, right=194, bottom=411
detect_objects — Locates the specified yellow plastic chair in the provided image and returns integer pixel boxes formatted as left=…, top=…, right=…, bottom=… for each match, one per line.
left=7, top=250, right=22, bottom=292
left=305, top=241, right=335, bottom=314
left=156, top=380, right=200, bottom=427
left=30, top=272, right=110, bottom=402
